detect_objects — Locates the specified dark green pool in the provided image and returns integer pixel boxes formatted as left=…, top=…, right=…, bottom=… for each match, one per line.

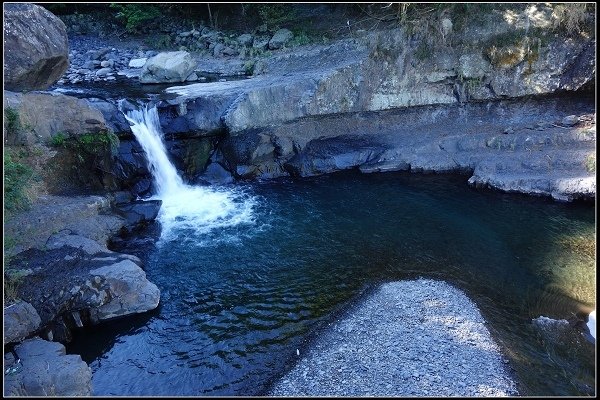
left=67, top=171, right=596, bottom=396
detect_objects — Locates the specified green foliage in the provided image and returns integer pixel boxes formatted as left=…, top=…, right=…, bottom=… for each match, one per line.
left=110, top=3, right=161, bottom=33
left=257, top=4, right=295, bottom=30
left=243, top=60, right=256, bottom=75
left=4, top=107, right=21, bottom=137
left=73, top=131, right=120, bottom=156
left=585, top=153, right=596, bottom=173
left=290, top=30, right=311, bottom=46
left=3, top=268, right=29, bottom=304
left=4, top=273, right=21, bottom=304
left=184, top=138, right=213, bottom=178
left=483, top=28, right=549, bottom=69
left=4, top=151, right=33, bottom=213
left=50, top=132, right=67, bottom=147
left=551, top=3, right=589, bottom=35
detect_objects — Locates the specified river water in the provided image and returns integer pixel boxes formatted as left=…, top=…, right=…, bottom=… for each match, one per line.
left=67, top=170, right=595, bottom=396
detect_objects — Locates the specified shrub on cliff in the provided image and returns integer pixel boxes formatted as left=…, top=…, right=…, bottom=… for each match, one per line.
left=4, top=151, right=33, bottom=213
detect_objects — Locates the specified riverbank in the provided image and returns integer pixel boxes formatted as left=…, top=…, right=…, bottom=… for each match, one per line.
left=3, top=3, right=595, bottom=397
left=46, top=3, right=597, bottom=202
left=269, top=279, right=519, bottom=396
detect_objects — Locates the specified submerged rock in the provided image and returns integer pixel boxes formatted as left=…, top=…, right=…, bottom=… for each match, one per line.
left=4, top=337, right=91, bottom=396
left=3, top=3, right=69, bottom=91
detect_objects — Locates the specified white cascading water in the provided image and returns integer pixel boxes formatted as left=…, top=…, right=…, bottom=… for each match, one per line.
left=587, top=310, right=595, bottom=340
left=122, top=104, right=257, bottom=243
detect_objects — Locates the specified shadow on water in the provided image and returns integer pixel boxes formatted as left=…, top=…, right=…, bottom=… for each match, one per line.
left=67, top=170, right=595, bottom=396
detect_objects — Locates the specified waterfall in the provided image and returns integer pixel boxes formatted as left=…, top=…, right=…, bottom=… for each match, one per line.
left=123, top=106, right=183, bottom=195
left=121, top=103, right=257, bottom=244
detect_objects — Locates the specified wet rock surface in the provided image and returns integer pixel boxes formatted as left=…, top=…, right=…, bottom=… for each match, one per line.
left=114, top=199, right=162, bottom=233
left=227, top=96, right=596, bottom=201
left=269, top=279, right=519, bottom=396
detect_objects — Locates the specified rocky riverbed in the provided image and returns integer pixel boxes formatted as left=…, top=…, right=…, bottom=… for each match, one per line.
left=269, top=279, right=519, bottom=397
left=3, top=3, right=595, bottom=397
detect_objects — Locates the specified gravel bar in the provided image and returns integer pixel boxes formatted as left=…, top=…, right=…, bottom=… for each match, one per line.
left=269, top=279, right=519, bottom=397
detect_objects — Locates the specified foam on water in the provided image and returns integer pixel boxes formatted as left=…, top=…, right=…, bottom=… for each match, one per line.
left=587, top=310, right=595, bottom=340
left=155, top=185, right=258, bottom=244
left=122, top=104, right=258, bottom=242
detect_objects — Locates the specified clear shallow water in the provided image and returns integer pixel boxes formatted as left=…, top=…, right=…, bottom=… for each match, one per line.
left=67, top=171, right=596, bottom=396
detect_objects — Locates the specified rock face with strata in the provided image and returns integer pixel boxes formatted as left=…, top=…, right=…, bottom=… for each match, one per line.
left=165, top=28, right=594, bottom=135
left=140, top=51, right=196, bottom=83
left=3, top=3, right=69, bottom=91
left=4, top=337, right=92, bottom=396
left=159, top=7, right=595, bottom=201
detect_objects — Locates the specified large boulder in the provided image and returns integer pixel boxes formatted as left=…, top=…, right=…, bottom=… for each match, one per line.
left=139, top=51, right=196, bottom=83
left=4, top=301, right=42, bottom=344
left=3, top=91, right=108, bottom=146
left=3, top=3, right=69, bottom=91
left=89, top=259, right=161, bottom=321
left=268, top=28, right=294, bottom=50
left=11, top=236, right=160, bottom=332
left=4, top=337, right=92, bottom=396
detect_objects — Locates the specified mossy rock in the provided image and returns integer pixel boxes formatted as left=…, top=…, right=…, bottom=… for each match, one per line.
left=485, top=44, right=526, bottom=68
left=183, top=138, right=214, bottom=178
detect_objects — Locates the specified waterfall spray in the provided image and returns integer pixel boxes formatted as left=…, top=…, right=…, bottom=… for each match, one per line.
left=121, top=103, right=257, bottom=243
